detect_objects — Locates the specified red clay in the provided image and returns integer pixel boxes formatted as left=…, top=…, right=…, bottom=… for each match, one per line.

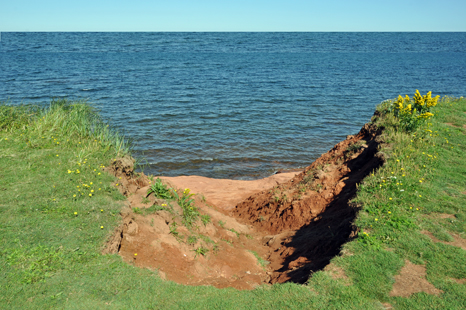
left=104, top=120, right=385, bottom=289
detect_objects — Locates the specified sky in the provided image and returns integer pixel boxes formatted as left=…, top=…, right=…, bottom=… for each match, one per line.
left=1, top=0, right=465, bottom=32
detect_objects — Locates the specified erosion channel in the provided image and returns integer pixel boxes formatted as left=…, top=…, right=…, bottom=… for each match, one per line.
left=104, top=120, right=385, bottom=290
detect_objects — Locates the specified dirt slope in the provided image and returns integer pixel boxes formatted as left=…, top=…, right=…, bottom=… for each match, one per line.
left=104, top=120, right=385, bottom=289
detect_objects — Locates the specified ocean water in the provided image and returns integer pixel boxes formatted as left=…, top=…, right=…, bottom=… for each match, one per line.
left=1, top=32, right=465, bottom=179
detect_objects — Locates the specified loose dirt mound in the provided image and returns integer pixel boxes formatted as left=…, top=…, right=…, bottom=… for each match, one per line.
left=104, top=120, right=385, bottom=289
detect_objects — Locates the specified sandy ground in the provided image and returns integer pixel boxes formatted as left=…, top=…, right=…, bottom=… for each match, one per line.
left=158, top=172, right=300, bottom=211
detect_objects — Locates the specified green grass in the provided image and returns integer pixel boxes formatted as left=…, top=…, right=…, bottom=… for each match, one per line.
left=1, top=97, right=465, bottom=309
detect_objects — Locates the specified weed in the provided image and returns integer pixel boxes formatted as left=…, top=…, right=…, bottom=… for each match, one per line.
left=302, top=170, right=316, bottom=184
left=172, top=188, right=199, bottom=228
left=187, top=235, right=198, bottom=246
left=298, top=184, right=307, bottom=193
left=144, top=203, right=171, bottom=215
left=218, top=220, right=225, bottom=228
left=346, top=141, right=363, bottom=153
left=221, top=239, right=233, bottom=246
left=201, top=214, right=211, bottom=226
left=169, top=222, right=179, bottom=237
left=141, top=196, right=151, bottom=204
left=147, top=178, right=173, bottom=200
left=133, top=207, right=143, bottom=215
left=249, top=250, right=270, bottom=268
left=199, top=235, right=215, bottom=244
left=229, top=228, right=240, bottom=238
left=193, top=246, right=209, bottom=258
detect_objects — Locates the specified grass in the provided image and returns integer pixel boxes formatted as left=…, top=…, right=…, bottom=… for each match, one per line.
left=1, top=97, right=465, bottom=309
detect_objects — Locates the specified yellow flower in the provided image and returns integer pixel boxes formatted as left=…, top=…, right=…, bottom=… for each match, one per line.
left=375, top=218, right=378, bottom=221
left=100, top=226, right=104, bottom=229
left=89, top=193, right=92, bottom=197
left=74, top=212, right=77, bottom=215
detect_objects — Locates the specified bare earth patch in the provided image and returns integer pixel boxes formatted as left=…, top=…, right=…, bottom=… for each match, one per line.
left=390, top=260, right=443, bottom=298
left=323, top=263, right=351, bottom=285
left=104, top=121, right=384, bottom=289
left=421, top=230, right=466, bottom=251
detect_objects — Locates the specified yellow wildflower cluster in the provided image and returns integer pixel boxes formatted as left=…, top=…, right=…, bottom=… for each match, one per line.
left=393, top=90, right=439, bottom=131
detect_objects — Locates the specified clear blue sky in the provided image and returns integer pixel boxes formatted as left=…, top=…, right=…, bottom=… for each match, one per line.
left=1, top=0, right=465, bottom=32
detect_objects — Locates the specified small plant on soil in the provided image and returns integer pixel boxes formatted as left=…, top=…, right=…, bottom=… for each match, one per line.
left=218, top=220, right=225, bottom=228
left=187, top=235, right=198, bottom=246
left=302, top=169, right=316, bottom=184
left=346, top=141, right=363, bottom=153
left=144, top=203, right=171, bottom=215
left=298, top=184, right=307, bottom=193
left=311, top=183, right=323, bottom=192
left=200, top=214, right=211, bottom=226
left=229, top=228, right=240, bottom=238
left=169, top=222, right=179, bottom=237
left=141, top=196, right=151, bottom=204
left=133, top=207, right=143, bottom=215
left=193, top=246, right=209, bottom=258
left=171, top=188, right=199, bottom=228
left=250, top=250, right=270, bottom=268
left=199, top=235, right=215, bottom=244
left=147, top=178, right=173, bottom=199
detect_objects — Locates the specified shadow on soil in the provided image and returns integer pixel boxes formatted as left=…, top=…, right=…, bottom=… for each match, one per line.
left=275, top=142, right=384, bottom=283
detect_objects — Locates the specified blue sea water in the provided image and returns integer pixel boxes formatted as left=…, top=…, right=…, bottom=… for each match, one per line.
left=1, top=32, right=465, bottom=179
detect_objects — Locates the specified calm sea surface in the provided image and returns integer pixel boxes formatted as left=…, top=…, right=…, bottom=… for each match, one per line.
left=1, top=32, right=465, bottom=179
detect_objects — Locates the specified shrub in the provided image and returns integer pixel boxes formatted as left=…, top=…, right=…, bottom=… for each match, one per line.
left=392, top=90, right=439, bottom=131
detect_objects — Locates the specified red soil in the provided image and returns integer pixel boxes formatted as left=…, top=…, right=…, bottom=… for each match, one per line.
left=104, top=120, right=385, bottom=289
